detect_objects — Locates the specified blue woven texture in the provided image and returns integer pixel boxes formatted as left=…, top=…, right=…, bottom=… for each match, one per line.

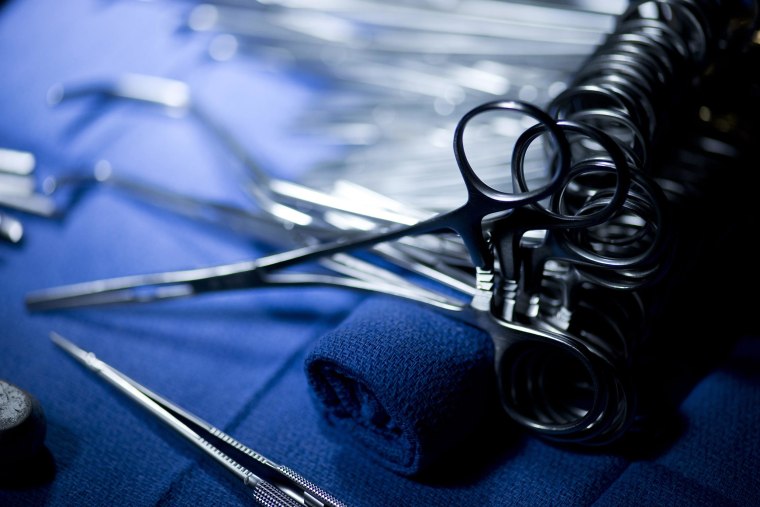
left=1, top=1, right=759, bottom=506
left=305, top=297, right=498, bottom=475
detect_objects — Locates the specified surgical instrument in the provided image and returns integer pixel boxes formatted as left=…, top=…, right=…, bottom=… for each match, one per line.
left=45, top=73, right=481, bottom=280
left=0, top=147, right=37, bottom=242
left=41, top=159, right=473, bottom=296
left=46, top=74, right=426, bottom=230
left=0, top=211, right=23, bottom=244
left=50, top=332, right=347, bottom=507
left=30, top=0, right=754, bottom=448
left=28, top=99, right=641, bottom=445
left=39, top=160, right=325, bottom=243
left=0, top=173, right=36, bottom=196
left=0, top=147, right=36, bottom=176
left=0, top=193, right=58, bottom=218
left=184, top=0, right=613, bottom=214
left=43, top=74, right=481, bottom=297
left=25, top=100, right=631, bottom=306
left=187, top=1, right=613, bottom=48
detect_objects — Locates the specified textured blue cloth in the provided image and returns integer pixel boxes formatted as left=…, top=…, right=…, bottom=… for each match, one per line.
left=305, top=297, right=499, bottom=475
left=1, top=1, right=760, bottom=506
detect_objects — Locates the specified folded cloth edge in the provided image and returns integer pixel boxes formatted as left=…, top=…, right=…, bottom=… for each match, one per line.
left=304, top=297, right=497, bottom=475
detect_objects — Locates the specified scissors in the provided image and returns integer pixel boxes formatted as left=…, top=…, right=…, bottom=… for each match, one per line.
left=28, top=100, right=635, bottom=444
left=51, top=332, right=347, bottom=507
left=24, top=99, right=617, bottom=309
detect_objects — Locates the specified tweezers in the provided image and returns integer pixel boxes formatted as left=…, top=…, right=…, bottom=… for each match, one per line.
left=51, top=332, right=347, bottom=507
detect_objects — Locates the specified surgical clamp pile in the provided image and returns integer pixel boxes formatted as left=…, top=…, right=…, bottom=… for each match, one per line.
left=27, top=0, right=760, bottom=454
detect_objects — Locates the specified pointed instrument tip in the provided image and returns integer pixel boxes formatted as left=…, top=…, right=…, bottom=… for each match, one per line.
left=49, top=332, right=91, bottom=364
left=49, top=331, right=70, bottom=348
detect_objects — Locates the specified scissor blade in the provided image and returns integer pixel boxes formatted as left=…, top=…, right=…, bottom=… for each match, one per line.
left=26, top=207, right=466, bottom=312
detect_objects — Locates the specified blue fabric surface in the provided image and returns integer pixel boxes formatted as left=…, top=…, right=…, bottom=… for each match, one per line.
left=1, top=1, right=759, bottom=506
left=305, top=297, right=498, bottom=475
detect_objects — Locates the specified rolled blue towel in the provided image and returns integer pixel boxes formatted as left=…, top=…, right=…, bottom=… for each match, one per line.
left=304, top=297, right=498, bottom=476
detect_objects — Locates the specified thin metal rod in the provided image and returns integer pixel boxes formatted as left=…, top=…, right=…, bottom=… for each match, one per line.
left=49, top=332, right=262, bottom=486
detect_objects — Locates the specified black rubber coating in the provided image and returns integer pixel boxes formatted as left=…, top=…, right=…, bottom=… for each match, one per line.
left=0, top=380, right=47, bottom=469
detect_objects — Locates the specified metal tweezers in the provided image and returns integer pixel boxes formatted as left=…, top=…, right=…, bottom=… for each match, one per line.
left=51, top=332, right=347, bottom=507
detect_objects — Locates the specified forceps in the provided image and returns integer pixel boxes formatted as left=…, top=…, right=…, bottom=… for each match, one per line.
left=50, top=332, right=346, bottom=507
left=24, top=101, right=550, bottom=306
left=26, top=99, right=631, bottom=314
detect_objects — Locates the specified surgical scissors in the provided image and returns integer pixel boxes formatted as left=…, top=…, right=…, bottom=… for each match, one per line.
left=36, top=160, right=473, bottom=306
left=25, top=100, right=628, bottom=307
left=50, top=332, right=347, bottom=507
left=28, top=100, right=637, bottom=444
